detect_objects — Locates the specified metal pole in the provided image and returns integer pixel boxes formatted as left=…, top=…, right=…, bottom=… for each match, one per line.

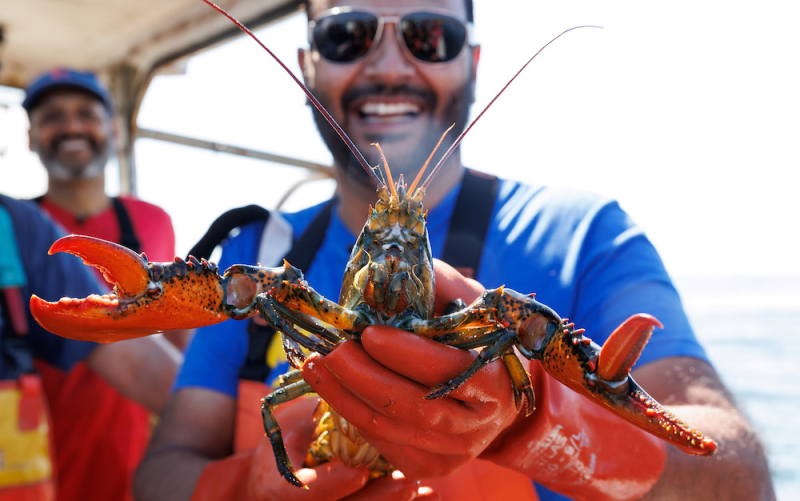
left=135, top=127, right=333, bottom=175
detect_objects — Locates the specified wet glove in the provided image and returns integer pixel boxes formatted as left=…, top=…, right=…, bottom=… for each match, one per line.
left=302, top=326, right=520, bottom=480
left=480, top=359, right=666, bottom=501
left=190, top=396, right=438, bottom=500
left=190, top=397, right=367, bottom=500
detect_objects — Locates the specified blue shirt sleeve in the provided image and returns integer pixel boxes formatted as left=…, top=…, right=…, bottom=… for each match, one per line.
left=478, top=181, right=707, bottom=368
left=570, top=198, right=707, bottom=365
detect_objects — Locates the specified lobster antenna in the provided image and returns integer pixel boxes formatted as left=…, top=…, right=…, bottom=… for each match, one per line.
left=371, top=143, right=397, bottom=198
left=200, top=0, right=384, bottom=188
left=421, top=25, right=602, bottom=191
left=408, top=123, right=455, bottom=195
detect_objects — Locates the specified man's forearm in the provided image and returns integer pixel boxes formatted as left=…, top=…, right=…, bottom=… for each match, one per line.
left=642, top=403, right=775, bottom=500
left=88, top=335, right=181, bottom=414
left=635, top=357, right=775, bottom=500
left=133, top=446, right=211, bottom=501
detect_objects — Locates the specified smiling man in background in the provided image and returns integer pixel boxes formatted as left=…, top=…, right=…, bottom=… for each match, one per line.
left=23, top=68, right=185, bottom=501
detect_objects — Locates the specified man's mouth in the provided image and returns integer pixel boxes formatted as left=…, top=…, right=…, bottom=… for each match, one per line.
left=54, top=137, right=94, bottom=154
left=358, top=101, right=422, bottom=121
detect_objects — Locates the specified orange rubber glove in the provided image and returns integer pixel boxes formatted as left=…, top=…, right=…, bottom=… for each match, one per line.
left=302, top=327, right=519, bottom=479
left=301, top=260, right=516, bottom=480
left=480, top=361, right=666, bottom=501
left=191, top=397, right=438, bottom=500
left=302, top=260, right=667, bottom=500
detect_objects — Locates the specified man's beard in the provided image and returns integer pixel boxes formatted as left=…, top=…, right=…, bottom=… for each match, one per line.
left=34, top=135, right=113, bottom=182
left=310, top=82, right=472, bottom=191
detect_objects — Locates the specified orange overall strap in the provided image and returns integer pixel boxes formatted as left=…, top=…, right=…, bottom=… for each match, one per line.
left=234, top=380, right=271, bottom=452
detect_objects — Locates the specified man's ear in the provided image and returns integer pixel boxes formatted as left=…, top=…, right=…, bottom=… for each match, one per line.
left=469, top=44, right=481, bottom=104
left=299, top=48, right=314, bottom=87
left=298, top=47, right=316, bottom=106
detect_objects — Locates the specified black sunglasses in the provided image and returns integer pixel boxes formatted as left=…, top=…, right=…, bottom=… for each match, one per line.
left=309, top=9, right=470, bottom=64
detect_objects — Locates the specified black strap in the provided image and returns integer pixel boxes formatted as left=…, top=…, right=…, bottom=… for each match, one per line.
left=282, top=199, right=337, bottom=272
left=239, top=319, right=278, bottom=382
left=32, top=196, right=141, bottom=253
left=111, top=198, right=141, bottom=254
left=239, top=199, right=337, bottom=382
left=188, top=205, right=271, bottom=260
left=441, top=169, right=498, bottom=279
left=0, top=197, right=34, bottom=379
left=0, top=298, right=35, bottom=379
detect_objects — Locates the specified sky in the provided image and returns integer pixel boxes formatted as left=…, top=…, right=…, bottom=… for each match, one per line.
left=2, top=0, right=799, bottom=278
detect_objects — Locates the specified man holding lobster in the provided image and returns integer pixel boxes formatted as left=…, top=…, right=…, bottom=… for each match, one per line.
left=135, top=0, right=775, bottom=499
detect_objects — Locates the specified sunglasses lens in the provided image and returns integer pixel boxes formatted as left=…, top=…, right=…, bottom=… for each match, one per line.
left=400, top=13, right=467, bottom=63
left=313, top=12, right=379, bottom=62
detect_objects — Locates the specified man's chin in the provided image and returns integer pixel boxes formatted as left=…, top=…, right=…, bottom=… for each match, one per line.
left=43, top=160, right=105, bottom=182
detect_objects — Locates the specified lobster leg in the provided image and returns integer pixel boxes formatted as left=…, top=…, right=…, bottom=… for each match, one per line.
left=262, top=294, right=346, bottom=347
left=261, top=379, right=316, bottom=489
left=268, top=266, right=374, bottom=332
left=422, top=286, right=717, bottom=456
left=277, top=369, right=304, bottom=386
left=402, top=304, right=498, bottom=339
left=426, top=330, right=517, bottom=399
left=256, top=295, right=339, bottom=356
left=502, top=351, right=536, bottom=416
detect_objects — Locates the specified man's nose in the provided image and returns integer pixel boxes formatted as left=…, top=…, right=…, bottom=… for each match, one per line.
left=362, top=24, right=415, bottom=84
left=59, top=113, right=88, bottom=134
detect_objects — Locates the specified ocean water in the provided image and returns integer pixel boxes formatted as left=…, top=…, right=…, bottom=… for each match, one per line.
left=674, top=276, right=800, bottom=501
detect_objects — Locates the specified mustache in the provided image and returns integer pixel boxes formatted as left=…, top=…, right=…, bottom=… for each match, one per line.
left=341, top=84, right=437, bottom=110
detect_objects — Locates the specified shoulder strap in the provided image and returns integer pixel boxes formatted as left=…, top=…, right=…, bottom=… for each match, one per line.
left=32, top=196, right=142, bottom=254
left=189, top=205, right=271, bottom=260
left=0, top=200, right=34, bottom=378
left=441, top=169, right=498, bottom=279
left=111, top=197, right=141, bottom=254
left=240, top=199, right=337, bottom=382
left=282, top=198, right=337, bottom=272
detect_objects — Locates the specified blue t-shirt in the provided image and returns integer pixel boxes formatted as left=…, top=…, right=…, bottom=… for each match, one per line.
left=176, top=178, right=708, bottom=499
left=0, top=195, right=100, bottom=377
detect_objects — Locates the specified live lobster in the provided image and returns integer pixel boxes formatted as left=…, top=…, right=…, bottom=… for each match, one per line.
left=29, top=0, right=717, bottom=490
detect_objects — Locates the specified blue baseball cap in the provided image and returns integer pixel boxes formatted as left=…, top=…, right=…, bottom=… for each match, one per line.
left=22, top=68, right=114, bottom=114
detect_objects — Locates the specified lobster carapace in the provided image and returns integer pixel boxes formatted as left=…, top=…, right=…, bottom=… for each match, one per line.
left=29, top=0, right=717, bottom=490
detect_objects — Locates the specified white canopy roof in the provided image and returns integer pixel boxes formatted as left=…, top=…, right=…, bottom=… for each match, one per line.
left=1, top=0, right=300, bottom=90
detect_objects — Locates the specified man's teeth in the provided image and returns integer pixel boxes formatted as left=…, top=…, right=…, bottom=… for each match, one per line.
left=58, top=139, right=91, bottom=152
left=360, top=102, right=420, bottom=116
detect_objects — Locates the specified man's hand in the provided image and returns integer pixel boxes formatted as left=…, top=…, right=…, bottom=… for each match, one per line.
left=191, top=396, right=437, bottom=501
left=301, top=260, right=520, bottom=479
left=250, top=397, right=369, bottom=500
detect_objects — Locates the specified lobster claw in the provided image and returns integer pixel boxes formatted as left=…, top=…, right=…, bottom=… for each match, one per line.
left=29, top=235, right=232, bottom=343
left=536, top=313, right=717, bottom=456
